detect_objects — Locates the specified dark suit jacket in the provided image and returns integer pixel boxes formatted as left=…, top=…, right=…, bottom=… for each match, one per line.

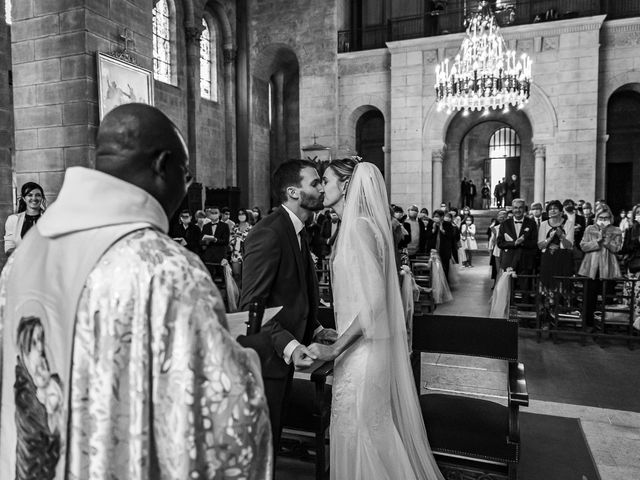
left=424, top=221, right=455, bottom=261
left=200, top=221, right=230, bottom=263
left=319, top=218, right=340, bottom=257
left=567, top=213, right=586, bottom=251
left=403, top=219, right=426, bottom=255
left=239, top=207, right=320, bottom=379
left=169, top=221, right=201, bottom=253
left=497, top=217, right=538, bottom=272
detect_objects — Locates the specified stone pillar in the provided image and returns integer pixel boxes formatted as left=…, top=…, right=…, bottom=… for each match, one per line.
left=432, top=147, right=444, bottom=210
left=533, top=144, right=546, bottom=204
left=0, top=2, right=13, bottom=267
left=185, top=25, right=202, bottom=179
left=382, top=145, right=390, bottom=195
left=223, top=45, right=237, bottom=186
left=596, top=134, right=608, bottom=200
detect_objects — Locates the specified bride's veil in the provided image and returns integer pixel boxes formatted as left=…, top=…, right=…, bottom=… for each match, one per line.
left=336, top=162, right=443, bottom=479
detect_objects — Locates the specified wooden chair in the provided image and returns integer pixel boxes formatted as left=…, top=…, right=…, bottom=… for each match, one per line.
left=412, top=314, right=528, bottom=480
left=508, top=274, right=542, bottom=340
left=281, top=308, right=335, bottom=480
left=316, top=259, right=333, bottom=308
left=596, top=277, right=639, bottom=349
left=411, top=257, right=435, bottom=313
left=549, top=276, right=589, bottom=344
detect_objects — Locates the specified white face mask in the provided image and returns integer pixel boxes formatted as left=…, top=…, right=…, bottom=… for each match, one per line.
left=636, top=215, right=640, bottom=223
left=238, top=215, right=247, bottom=222
left=597, top=220, right=611, bottom=228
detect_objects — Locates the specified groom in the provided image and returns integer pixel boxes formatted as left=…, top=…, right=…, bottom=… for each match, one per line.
left=239, top=159, right=337, bottom=455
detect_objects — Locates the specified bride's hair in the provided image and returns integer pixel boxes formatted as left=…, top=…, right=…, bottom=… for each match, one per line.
left=326, top=157, right=359, bottom=190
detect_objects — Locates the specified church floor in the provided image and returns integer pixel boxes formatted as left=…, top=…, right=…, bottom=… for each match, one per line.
left=276, top=257, right=640, bottom=479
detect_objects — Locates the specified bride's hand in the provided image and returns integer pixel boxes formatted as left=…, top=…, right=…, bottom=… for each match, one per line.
left=307, top=343, right=337, bottom=362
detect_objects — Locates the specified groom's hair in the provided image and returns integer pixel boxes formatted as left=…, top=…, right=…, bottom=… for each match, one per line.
left=272, top=159, right=317, bottom=203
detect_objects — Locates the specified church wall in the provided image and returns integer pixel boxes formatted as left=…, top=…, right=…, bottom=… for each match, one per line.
left=248, top=0, right=338, bottom=210
left=0, top=1, right=13, bottom=267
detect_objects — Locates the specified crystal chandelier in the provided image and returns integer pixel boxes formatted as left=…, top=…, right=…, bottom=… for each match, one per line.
left=434, top=1, right=532, bottom=114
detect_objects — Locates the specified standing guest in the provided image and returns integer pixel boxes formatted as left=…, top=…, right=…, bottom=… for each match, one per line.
left=405, top=204, right=425, bottom=259
left=221, top=206, right=236, bottom=230
left=461, top=206, right=471, bottom=222
left=444, top=211, right=461, bottom=265
left=169, top=209, right=201, bottom=253
left=494, top=180, right=504, bottom=208
left=497, top=199, right=538, bottom=274
left=507, top=211, right=514, bottom=220
left=4, top=182, right=46, bottom=256
left=201, top=206, right=231, bottom=275
left=460, top=215, right=478, bottom=267
left=319, top=208, right=341, bottom=259
left=0, top=104, right=271, bottom=479
left=468, top=178, right=477, bottom=209
left=440, top=202, right=449, bottom=213
left=481, top=180, right=491, bottom=209
left=583, top=202, right=595, bottom=226
left=564, top=198, right=586, bottom=273
left=239, top=159, right=337, bottom=462
left=392, top=205, right=410, bottom=250
left=579, top=205, right=623, bottom=328
left=488, top=210, right=507, bottom=286
left=460, top=176, right=469, bottom=208
left=617, top=209, right=628, bottom=228
left=425, top=210, right=455, bottom=280
left=620, top=209, right=632, bottom=243
left=622, top=204, right=640, bottom=330
left=538, top=200, right=575, bottom=324
left=229, top=208, right=253, bottom=282
left=194, top=209, right=208, bottom=231
left=506, top=174, right=519, bottom=205
left=529, top=202, right=544, bottom=229
left=252, top=206, right=263, bottom=223
left=419, top=207, right=430, bottom=222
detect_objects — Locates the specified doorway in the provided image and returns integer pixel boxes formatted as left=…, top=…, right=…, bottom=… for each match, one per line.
left=356, top=109, right=385, bottom=176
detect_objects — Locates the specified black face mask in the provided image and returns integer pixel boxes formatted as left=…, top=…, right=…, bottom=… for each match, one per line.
left=565, top=206, right=575, bottom=213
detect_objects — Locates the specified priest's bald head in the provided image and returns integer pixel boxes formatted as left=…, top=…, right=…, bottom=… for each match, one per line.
left=95, top=103, right=191, bottom=218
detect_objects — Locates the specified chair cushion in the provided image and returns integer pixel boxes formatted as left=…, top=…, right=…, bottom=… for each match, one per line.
left=284, top=379, right=332, bottom=431
left=420, top=393, right=519, bottom=464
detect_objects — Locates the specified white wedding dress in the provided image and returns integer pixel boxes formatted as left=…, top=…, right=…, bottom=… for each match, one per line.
left=329, top=163, right=444, bottom=480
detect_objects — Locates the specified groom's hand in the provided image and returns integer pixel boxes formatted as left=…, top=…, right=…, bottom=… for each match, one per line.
left=314, top=328, right=338, bottom=345
left=291, top=345, right=317, bottom=368
left=307, top=343, right=337, bottom=362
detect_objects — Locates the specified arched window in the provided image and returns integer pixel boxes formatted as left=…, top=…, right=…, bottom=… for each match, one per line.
left=489, top=128, right=520, bottom=158
left=5, top=0, right=11, bottom=25
left=152, top=0, right=172, bottom=83
left=200, top=17, right=217, bottom=101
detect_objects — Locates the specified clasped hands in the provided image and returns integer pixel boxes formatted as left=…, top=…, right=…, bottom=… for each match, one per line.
left=291, top=328, right=339, bottom=368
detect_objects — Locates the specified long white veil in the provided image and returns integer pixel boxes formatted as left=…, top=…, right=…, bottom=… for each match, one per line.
left=335, top=162, right=444, bottom=479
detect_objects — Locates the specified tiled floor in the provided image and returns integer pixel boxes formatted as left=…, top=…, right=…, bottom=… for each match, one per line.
left=426, top=257, right=640, bottom=480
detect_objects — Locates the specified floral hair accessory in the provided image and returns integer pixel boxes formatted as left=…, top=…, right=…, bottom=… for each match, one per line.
left=351, top=155, right=362, bottom=163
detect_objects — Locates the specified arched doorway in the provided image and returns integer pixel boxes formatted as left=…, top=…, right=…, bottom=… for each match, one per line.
left=606, top=87, right=640, bottom=214
left=356, top=109, right=385, bottom=176
left=444, top=109, right=533, bottom=209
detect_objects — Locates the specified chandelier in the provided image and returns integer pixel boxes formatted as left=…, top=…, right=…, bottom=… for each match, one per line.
left=435, top=1, right=532, bottom=114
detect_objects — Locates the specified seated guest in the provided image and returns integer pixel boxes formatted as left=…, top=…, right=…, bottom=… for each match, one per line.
left=4, top=182, right=46, bottom=256
left=538, top=200, right=574, bottom=325
left=169, top=209, right=201, bottom=253
left=579, top=205, right=623, bottom=327
left=498, top=199, right=538, bottom=274
left=201, top=206, right=231, bottom=268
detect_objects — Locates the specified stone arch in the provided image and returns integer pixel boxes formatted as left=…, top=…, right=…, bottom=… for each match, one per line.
left=201, top=0, right=234, bottom=49
left=253, top=43, right=299, bottom=82
left=338, top=95, right=389, bottom=157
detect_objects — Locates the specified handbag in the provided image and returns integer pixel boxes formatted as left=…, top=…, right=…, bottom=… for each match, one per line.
left=629, top=255, right=640, bottom=274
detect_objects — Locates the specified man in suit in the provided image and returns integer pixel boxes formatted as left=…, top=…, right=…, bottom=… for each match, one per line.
left=201, top=206, right=231, bottom=263
left=319, top=208, right=340, bottom=258
left=424, top=209, right=455, bottom=280
left=239, top=159, right=338, bottom=458
left=497, top=198, right=538, bottom=274
left=468, top=178, right=477, bottom=209
left=169, top=209, right=201, bottom=253
left=404, top=204, right=426, bottom=259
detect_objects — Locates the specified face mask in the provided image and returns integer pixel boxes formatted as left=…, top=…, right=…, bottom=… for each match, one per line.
left=394, top=213, right=403, bottom=219
left=210, top=214, right=220, bottom=222
left=418, top=213, right=426, bottom=219
left=597, top=220, right=611, bottom=228
left=238, top=215, right=247, bottom=222
left=635, top=215, right=640, bottom=223
left=584, top=210, right=591, bottom=216
left=466, top=220, right=472, bottom=225
left=409, top=211, right=418, bottom=218
left=565, top=206, right=574, bottom=213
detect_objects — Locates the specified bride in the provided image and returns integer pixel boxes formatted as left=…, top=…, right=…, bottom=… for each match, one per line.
left=308, top=159, right=444, bottom=480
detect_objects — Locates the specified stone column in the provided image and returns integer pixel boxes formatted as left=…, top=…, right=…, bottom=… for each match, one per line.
left=533, top=144, right=546, bottom=203
left=185, top=25, right=202, bottom=179
left=431, top=147, right=444, bottom=210
left=223, top=45, right=237, bottom=186
left=382, top=145, right=391, bottom=195
left=596, top=134, right=608, bottom=200
left=0, top=3, right=13, bottom=267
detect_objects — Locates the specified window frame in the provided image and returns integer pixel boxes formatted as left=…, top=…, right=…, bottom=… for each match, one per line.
left=152, top=0, right=177, bottom=85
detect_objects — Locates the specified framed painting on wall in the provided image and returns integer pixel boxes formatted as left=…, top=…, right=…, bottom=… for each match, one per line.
left=97, top=53, right=154, bottom=120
